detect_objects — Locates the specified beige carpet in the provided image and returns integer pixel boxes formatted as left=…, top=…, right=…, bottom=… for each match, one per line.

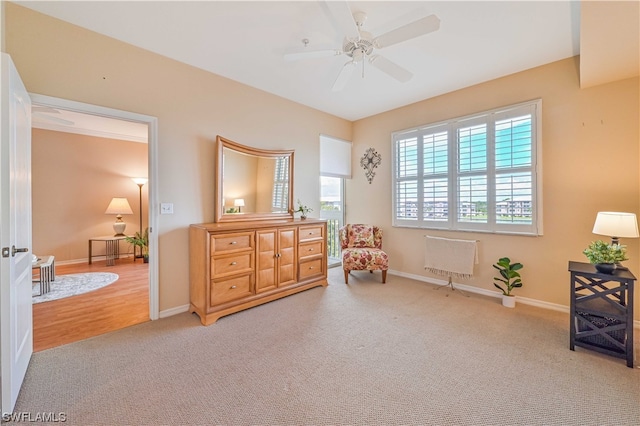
left=13, top=267, right=640, bottom=425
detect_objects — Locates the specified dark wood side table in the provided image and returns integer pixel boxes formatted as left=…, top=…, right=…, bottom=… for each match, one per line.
left=88, top=235, right=128, bottom=266
left=568, top=261, right=635, bottom=368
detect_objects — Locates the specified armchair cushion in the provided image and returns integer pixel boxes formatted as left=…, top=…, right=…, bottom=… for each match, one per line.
left=342, top=247, right=389, bottom=271
left=347, top=224, right=375, bottom=248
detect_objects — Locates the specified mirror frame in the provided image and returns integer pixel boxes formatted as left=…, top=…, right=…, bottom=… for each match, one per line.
left=215, top=135, right=294, bottom=223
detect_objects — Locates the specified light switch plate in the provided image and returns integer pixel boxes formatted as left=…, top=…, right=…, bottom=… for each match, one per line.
left=160, top=203, right=174, bottom=214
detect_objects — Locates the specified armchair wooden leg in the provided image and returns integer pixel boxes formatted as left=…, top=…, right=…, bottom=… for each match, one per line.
left=344, top=269, right=349, bottom=284
left=382, top=270, right=387, bottom=283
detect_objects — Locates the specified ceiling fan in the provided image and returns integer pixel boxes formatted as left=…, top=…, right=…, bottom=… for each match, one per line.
left=284, top=2, right=440, bottom=91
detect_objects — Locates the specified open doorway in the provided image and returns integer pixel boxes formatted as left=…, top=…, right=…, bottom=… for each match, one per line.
left=29, top=94, right=158, bottom=351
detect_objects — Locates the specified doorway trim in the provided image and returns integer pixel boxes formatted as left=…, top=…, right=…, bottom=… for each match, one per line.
left=29, top=93, right=160, bottom=320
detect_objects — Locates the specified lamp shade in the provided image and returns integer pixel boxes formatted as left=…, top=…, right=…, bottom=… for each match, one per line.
left=105, top=197, right=133, bottom=215
left=592, top=212, right=639, bottom=239
left=234, top=199, right=245, bottom=207
left=105, top=197, right=133, bottom=236
left=132, top=177, right=148, bottom=186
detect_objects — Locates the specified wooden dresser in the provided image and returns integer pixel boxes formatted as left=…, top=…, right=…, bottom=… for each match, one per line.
left=189, top=218, right=328, bottom=325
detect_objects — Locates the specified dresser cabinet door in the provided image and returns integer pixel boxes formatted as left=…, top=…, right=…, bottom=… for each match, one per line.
left=256, top=230, right=277, bottom=293
left=278, top=228, right=297, bottom=287
left=256, top=228, right=298, bottom=292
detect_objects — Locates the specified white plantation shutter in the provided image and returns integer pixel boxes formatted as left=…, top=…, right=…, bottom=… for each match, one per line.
left=392, top=99, right=541, bottom=235
left=272, top=156, right=289, bottom=211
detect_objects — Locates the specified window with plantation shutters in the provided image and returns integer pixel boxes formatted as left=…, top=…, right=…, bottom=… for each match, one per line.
left=392, top=100, right=542, bottom=235
left=272, top=156, right=289, bottom=211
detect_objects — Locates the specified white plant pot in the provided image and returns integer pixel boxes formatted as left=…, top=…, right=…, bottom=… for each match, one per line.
left=502, top=295, right=516, bottom=308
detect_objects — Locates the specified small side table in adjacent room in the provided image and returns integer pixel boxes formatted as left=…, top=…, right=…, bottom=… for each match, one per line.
left=88, top=235, right=128, bottom=266
left=568, top=261, right=635, bottom=368
left=32, top=255, right=55, bottom=296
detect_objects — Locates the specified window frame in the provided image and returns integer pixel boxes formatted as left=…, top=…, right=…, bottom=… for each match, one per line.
left=392, top=99, right=543, bottom=236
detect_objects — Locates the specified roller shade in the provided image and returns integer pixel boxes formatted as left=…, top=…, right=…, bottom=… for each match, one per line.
left=320, top=135, right=352, bottom=179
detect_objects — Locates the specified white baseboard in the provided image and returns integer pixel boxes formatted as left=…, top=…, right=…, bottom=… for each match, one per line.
left=159, top=304, right=190, bottom=319
left=54, top=255, right=135, bottom=266
left=387, top=269, right=640, bottom=330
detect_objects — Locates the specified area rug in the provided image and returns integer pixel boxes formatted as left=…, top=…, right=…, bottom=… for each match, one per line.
left=32, top=272, right=119, bottom=304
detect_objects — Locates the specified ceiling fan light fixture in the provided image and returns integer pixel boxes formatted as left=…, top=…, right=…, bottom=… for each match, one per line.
left=285, top=5, right=440, bottom=91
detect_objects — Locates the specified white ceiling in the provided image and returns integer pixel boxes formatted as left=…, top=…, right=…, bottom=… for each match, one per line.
left=18, top=0, right=581, bottom=122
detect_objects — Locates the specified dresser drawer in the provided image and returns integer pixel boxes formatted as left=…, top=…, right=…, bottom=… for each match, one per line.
left=211, top=232, right=253, bottom=254
left=299, top=258, right=323, bottom=280
left=299, top=226, right=323, bottom=242
left=211, top=275, right=253, bottom=305
left=299, top=240, right=324, bottom=262
left=211, top=253, right=253, bottom=279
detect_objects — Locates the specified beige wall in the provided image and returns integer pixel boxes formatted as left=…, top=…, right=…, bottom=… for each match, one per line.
left=5, top=4, right=352, bottom=311
left=32, top=129, right=148, bottom=261
left=7, top=4, right=639, bottom=320
left=349, top=57, right=639, bottom=319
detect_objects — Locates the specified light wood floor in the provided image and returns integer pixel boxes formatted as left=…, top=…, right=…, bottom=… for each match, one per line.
left=33, top=255, right=149, bottom=352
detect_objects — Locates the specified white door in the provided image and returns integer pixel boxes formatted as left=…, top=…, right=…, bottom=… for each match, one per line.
left=0, top=53, right=33, bottom=415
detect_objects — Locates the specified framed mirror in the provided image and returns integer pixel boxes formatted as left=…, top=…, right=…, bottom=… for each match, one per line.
left=215, top=136, right=294, bottom=222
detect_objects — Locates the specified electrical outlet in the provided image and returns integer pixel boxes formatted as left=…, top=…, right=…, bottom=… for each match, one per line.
left=160, top=203, right=174, bottom=214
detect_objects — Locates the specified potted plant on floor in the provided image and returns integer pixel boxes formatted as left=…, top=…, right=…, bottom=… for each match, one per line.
left=582, top=240, right=627, bottom=274
left=126, top=228, right=149, bottom=263
left=493, top=257, right=524, bottom=308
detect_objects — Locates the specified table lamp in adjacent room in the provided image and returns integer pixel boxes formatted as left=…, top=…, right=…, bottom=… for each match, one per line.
left=234, top=198, right=245, bottom=213
left=592, top=211, right=639, bottom=270
left=105, top=197, right=133, bottom=236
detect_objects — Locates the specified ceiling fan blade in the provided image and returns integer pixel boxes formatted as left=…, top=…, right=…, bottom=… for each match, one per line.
left=284, top=49, right=342, bottom=62
left=374, top=14, right=440, bottom=49
left=325, top=1, right=360, bottom=40
left=332, top=61, right=357, bottom=92
left=369, top=55, right=413, bottom=83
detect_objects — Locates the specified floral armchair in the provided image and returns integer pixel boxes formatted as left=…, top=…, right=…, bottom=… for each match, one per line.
left=339, top=224, right=389, bottom=284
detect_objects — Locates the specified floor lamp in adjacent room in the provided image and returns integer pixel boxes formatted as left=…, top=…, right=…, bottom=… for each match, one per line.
left=132, top=177, right=148, bottom=259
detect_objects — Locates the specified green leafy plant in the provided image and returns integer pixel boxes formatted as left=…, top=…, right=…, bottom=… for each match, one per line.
left=295, top=199, right=313, bottom=217
left=582, top=240, right=627, bottom=264
left=126, top=228, right=149, bottom=258
left=493, top=257, right=524, bottom=296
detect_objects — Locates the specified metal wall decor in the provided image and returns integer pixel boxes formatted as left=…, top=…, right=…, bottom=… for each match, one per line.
left=360, top=147, right=381, bottom=184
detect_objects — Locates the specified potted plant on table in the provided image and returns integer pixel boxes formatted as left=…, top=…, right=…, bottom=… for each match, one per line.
left=582, top=240, right=627, bottom=274
left=493, top=257, right=524, bottom=308
left=126, top=228, right=149, bottom=263
left=295, top=199, right=313, bottom=220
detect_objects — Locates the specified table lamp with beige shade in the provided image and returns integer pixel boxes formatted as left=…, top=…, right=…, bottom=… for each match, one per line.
left=105, top=197, right=133, bottom=236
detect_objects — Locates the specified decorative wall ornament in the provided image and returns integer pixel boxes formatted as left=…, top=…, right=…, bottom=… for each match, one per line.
left=360, top=147, right=381, bottom=184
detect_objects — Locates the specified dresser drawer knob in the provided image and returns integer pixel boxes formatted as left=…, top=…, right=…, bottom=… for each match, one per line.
left=308, top=248, right=314, bottom=251
left=309, top=266, right=314, bottom=269
left=230, top=285, right=237, bottom=289
left=230, top=241, right=237, bottom=245
left=230, top=261, right=237, bottom=265
left=308, top=232, right=313, bottom=235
